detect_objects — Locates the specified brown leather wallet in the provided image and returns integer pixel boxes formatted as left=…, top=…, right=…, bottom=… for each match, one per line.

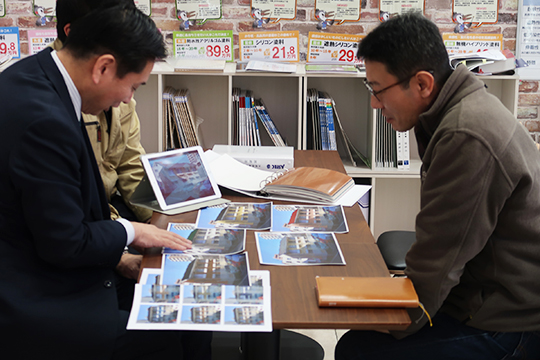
left=315, top=276, right=419, bottom=308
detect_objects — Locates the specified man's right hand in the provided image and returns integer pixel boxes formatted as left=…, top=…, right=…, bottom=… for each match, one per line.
left=130, top=222, right=192, bottom=251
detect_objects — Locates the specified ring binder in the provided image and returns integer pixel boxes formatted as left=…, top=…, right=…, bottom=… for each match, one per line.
left=259, top=167, right=354, bottom=203
left=259, top=168, right=292, bottom=192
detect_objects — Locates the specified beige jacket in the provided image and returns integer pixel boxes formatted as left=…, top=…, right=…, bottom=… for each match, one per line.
left=82, top=103, right=152, bottom=222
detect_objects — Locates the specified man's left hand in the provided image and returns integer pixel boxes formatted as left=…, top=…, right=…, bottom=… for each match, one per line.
left=116, top=253, right=142, bottom=280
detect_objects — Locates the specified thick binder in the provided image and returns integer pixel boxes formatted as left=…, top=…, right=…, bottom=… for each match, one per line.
left=315, top=276, right=419, bottom=308
left=205, top=151, right=365, bottom=206
left=260, top=167, right=354, bottom=204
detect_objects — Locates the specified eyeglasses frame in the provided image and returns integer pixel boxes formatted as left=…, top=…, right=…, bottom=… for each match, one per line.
left=363, top=73, right=416, bottom=102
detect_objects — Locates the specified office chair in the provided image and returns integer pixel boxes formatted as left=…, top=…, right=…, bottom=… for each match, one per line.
left=376, top=231, right=416, bottom=275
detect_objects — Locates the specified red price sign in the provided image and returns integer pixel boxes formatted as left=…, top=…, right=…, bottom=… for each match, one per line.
left=205, top=44, right=231, bottom=59
left=271, top=46, right=296, bottom=60
left=338, top=49, right=356, bottom=62
left=0, top=27, right=21, bottom=59
left=0, top=41, right=17, bottom=55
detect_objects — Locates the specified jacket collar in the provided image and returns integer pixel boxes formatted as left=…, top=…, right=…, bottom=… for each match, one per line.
left=414, top=65, right=485, bottom=158
left=36, top=48, right=79, bottom=125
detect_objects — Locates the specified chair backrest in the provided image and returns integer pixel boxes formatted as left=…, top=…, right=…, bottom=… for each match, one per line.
left=376, top=231, right=416, bottom=272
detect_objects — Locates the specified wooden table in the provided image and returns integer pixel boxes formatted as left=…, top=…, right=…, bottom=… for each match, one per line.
left=142, top=150, right=410, bottom=358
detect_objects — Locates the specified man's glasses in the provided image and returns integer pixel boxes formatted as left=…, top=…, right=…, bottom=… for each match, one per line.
left=363, top=73, right=415, bottom=101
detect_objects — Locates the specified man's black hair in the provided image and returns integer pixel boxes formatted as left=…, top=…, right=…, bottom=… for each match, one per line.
left=357, top=13, right=452, bottom=88
left=56, top=0, right=122, bottom=43
left=62, top=4, right=167, bottom=78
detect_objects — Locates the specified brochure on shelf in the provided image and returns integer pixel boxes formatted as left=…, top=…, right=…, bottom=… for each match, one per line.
left=448, top=49, right=510, bottom=72
left=162, top=87, right=202, bottom=149
left=245, top=60, right=297, bottom=73
left=255, top=232, right=346, bottom=266
left=374, top=109, right=410, bottom=170
left=166, top=57, right=227, bottom=72
left=333, top=99, right=371, bottom=168
left=232, top=88, right=287, bottom=147
left=307, top=89, right=370, bottom=167
left=305, top=63, right=359, bottom=74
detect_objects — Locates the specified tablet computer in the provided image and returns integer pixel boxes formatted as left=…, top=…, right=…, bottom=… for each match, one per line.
left=139, top=146, right=223, bottom=212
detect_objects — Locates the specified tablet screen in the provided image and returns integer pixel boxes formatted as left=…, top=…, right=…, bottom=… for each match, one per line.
left=141, top=146, right=222, bottom=211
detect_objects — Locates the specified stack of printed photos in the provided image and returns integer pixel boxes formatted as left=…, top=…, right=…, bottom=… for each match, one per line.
left=128, top=201, right=351, bottom=331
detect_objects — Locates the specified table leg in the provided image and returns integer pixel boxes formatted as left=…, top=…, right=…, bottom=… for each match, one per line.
left=240, top=330, right=281, bottom=360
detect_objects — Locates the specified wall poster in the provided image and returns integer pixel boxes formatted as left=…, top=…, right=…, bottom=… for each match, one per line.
left=33, top=0, right=56, bottom=27
left=314, top=0, right=361, bottom=30
left=451, top=0, right=499, bottom=33
left=250, top=0, right=297, bottom=28
left=135, top=0, right=152, bottom=16
left=176, top=0, right=222, bottom=30
left=517, top=0, right=540, bottom=79
left=378, top=0, right=425, bottom=22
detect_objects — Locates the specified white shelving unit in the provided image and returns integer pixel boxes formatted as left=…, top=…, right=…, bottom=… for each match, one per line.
left=134, top=62, right=519, bottom=239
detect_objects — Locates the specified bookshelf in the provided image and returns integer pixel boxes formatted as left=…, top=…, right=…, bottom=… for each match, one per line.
left=134, top=62, right=519, bottom=239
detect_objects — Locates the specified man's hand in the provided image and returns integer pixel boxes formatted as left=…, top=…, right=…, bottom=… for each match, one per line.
left=116, top=253, right=142, bottom=280
left=131, top=222, right=192, bottom=251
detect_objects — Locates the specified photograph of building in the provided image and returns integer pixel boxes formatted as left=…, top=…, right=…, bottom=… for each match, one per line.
left=256, top=232, right=346, bottom=265
left=199, top=202, right=272, bottom=230
left=272, top=205, right=348, bottom=232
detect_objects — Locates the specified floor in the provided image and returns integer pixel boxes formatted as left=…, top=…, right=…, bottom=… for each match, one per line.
left=292, top=329, right=347, bottom=360
left=211, top=329, right=347, bottom=360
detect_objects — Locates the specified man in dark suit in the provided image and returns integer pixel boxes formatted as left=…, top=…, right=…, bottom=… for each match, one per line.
left=0, top=4, right=208, bottom=359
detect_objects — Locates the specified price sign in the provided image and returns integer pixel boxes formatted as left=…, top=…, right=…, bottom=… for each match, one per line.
left=307, top=32, right=363, bottom=63
left=0, top=27, right=21, bottom=59
left=28, top=29, right=57, bottom=55
left=443, top=33, right=502, bottom=55
left=173, top=30, right=233, bottom=61
left=239, top=31, right=299, bottom=62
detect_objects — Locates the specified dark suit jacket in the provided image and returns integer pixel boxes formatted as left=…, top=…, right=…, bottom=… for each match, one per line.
left=0, top=48, right=127, bottom=358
